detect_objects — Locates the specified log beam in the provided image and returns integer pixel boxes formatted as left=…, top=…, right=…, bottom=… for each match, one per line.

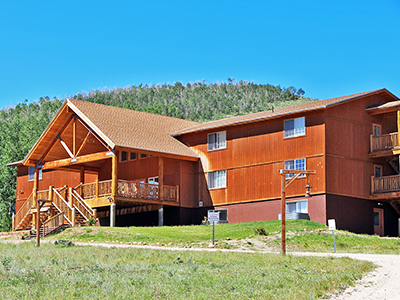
left=41, top=151, right=114, bottom=170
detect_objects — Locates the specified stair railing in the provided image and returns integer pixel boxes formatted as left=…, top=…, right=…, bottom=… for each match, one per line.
left=14, top=192, right=34, bottom=230
left=71, top=190, right=94, bottom=222
left=52, top=188, right=73, bottom=226
left=40, top=211, right=65, bottom=237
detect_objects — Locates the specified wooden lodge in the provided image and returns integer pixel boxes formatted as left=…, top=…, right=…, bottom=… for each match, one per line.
left=7, top=89, right=400, bottom=236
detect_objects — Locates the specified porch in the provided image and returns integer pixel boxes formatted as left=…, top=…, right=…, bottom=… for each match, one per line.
left=370, top=175, right=400, bottom=215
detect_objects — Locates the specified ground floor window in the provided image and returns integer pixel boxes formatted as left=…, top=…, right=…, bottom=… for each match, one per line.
left=208, top=170, right=227, bottom=189
left=286, top=200, right=308, bottom=213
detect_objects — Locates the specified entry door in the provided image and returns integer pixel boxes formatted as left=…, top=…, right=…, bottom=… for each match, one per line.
left=373, top=208, right=384, bottom=236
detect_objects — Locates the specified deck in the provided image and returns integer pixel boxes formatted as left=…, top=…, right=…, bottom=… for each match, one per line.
left=369, top=133, right=399, bottom=157
left=75, top=179, right=179, bottom=207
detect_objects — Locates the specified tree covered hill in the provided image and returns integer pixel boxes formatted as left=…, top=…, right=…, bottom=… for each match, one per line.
left=0, top=80, right=317, bottom=230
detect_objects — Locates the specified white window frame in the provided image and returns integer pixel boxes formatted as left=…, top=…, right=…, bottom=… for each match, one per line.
left=286, top=200, right=308, bottom=213
left=284, top=117, right=305, bottom=138
left=284, top=158, right=306, bottom=179
left=208, top=170, right=227, bottom=189
left=148, top=176, right=159, bottom=185
left=28, top=167, right=42, bottom=181
left=208, top=131, right=227, bottom=151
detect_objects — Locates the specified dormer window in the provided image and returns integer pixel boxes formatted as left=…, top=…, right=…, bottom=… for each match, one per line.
left=208, top=131, right=226, bottom=151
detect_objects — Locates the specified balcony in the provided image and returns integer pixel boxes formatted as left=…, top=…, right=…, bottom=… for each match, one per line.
left=75, top=179, right=179, bottom=207
left=371, top=175, right=400, bottom=199
left=369, top=133, right=399, bottom=157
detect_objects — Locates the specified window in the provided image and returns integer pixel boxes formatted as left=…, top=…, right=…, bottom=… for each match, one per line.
left=208, top=170, right=227, bottom=189
left=374, top=165, right=382, bottom=178
left=129, top=152, right=137, bottom=160
left=208, top=131, right=226, bottom=151
left=286, top=200, right=308, bottom=213
left=139, top=153, right=147, bottom=159
left=148, top=177, right=159, bottom=185
left=28, top=167, right=42, bottom=181
left=120, top=151, right=128, bottom=162
left=284, top=158, right=306, bottom=179
left=373, top=124, right=381, bottom=136
left=284, top=117, right=305, bottom=138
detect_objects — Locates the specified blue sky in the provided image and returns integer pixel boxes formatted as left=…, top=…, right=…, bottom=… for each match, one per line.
left=1, top=1, right=399, bottom=109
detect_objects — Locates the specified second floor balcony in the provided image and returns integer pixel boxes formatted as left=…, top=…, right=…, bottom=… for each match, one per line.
left=370, top=133, right=399, bottom=156
left=371, top=174, right=400, bottom=199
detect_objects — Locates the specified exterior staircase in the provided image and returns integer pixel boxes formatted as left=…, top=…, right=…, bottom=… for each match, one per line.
left=13, top=185, right=95, bottom=237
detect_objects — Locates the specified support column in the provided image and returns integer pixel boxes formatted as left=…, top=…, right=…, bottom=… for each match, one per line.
left=34, top=168, right=40, bottom=247
left=397, top=110, right=400, bottom=146
left=80, top=165, right=85, bottom=185
left=281, top=172, right=286, bottom=256
left=159, top=157, right=164, bottom=201
left=111, top=153, right=117, bottom=197
left=158, top=205, right=164, bottom=227
left=110, top=204, right=116, bottom=227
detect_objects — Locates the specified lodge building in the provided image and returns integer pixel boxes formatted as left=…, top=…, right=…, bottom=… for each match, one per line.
left=7, top=88, right=400, bottom=236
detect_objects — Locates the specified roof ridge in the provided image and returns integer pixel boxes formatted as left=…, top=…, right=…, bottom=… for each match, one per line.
left=67, top=98, right=199, bottom=125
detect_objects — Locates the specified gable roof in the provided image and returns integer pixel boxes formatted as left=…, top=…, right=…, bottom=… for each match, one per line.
left=172, top=88, right=398, bottom=136
left=23, top=99, right=200, bottom=166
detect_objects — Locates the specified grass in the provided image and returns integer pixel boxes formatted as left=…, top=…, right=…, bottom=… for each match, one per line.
left=52, top=220, right=400, bottom=254
left=0, top=241, right=374, bottom=299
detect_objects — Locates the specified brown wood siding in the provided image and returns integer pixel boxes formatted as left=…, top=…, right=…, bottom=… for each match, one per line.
left=325, top=94, right=394, bottom=199
left=179, top=111, right=326, bottom=206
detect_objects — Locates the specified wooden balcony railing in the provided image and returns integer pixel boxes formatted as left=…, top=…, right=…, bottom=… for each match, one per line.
left=117, top=179, right=178, bottom=202
left=77, top=180, right=112, bottom=200
left=370, top=133, right=399, bottom=152
left=371, top=174, right=400, bottom=194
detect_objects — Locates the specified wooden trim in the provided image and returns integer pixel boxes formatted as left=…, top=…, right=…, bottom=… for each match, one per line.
left=41, top=151, right=113, bottom=170
left=76, top=131, right=91, bottom=157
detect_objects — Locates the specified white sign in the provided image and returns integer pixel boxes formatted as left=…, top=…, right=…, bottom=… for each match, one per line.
left=208, top=212, right=220, bottom=223
left=328, top=219, right=336, bottom=230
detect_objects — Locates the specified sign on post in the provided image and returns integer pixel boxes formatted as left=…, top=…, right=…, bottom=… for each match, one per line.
left=208, top=212, right=220, bottom=245
left=328, top=219, right=336, bottom=253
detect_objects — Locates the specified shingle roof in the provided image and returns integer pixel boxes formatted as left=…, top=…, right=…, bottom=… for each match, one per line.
left=172, top=89, right=397, bottom=136
left=67, top=99, right=200, bottom=158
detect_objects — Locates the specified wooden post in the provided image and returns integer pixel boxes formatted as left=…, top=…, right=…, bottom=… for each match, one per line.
left=281, top=172, right=286, bottom=256
left=72, top=207, right=76, bottom=227
left=397, top=110, right=400, bottom=147
left=159, top=157, right=164, bottom=201
left=33, top=168, right=40, bottom=247
left=371, top=176, right=375, bottom=195
left=80, top=165, right=85, bottom=185
left=73, top=116, right=76, bottom=155
left=111, top=153, right=117, bottom=198
left=93, top=208, right=97, bottom=220
left=49, top=186, right=54, bottom=217
left=176, top=185, right=180, bottom=204
left=95, top=179, right=99, bottom=198
left=68, top=187, right=74, bottom=207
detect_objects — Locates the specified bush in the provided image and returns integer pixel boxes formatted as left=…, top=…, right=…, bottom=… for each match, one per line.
left=254, top=226, right=267, bottom=236
left=87, top=217, right=97, bottom=226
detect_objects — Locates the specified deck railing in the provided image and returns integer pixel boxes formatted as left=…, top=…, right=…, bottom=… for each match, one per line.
left=371, top=174, right=400, bottom=194
left=370, top=133, right=399, bottom=152
left=78, top=180, right=112, bottom=199
left=117, top=179, right=178, bottom=202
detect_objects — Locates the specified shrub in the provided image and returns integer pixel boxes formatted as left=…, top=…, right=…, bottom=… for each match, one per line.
left=254, top=226, right=267, bottom=236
